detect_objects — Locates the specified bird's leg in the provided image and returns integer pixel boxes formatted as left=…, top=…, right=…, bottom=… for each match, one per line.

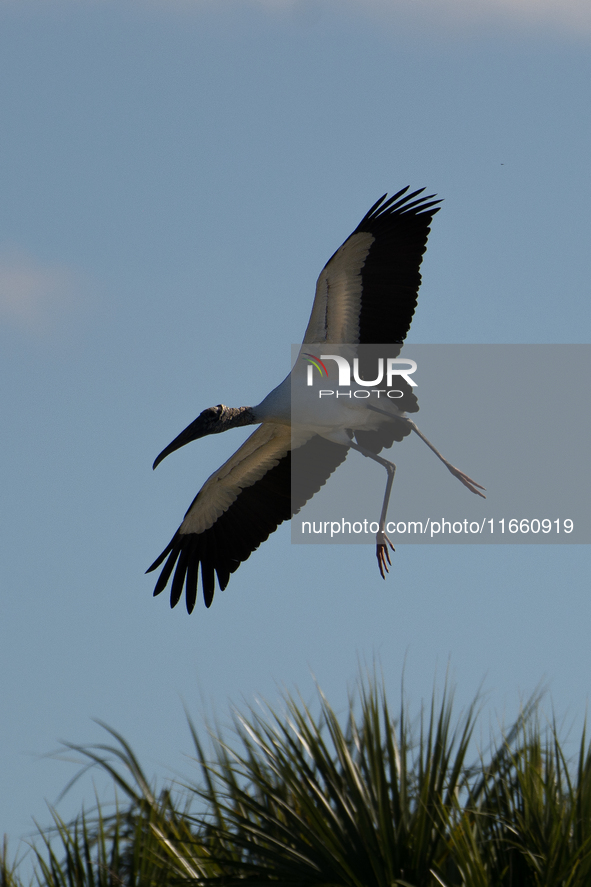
left=404, top=419, right=486, bottom=498
left=347, top=441, right=396, bottom=579
left=366, top=406, right=486, bottom=498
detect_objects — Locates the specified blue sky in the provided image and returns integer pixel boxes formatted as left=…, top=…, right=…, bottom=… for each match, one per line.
left=1, top=0, right=590, bottom=860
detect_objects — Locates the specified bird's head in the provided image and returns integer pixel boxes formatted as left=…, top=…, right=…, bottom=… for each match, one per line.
left=152, top=404, right=254, bottom=469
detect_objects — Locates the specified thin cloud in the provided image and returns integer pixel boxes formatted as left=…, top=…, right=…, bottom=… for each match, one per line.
left=408, top=0, right=591, bottom=34
left=3, top=0, right=589, bottom=35
left=262, top=0, right=591, bottom=36
left=0, top=248, right=82, bottom=334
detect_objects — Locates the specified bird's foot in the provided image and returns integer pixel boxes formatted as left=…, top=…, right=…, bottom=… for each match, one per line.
left=376, top=532, right=395, bottom=580
left=448, top=465, right=486, bottom=498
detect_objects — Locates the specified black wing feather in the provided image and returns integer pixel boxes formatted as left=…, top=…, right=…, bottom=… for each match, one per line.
left=147, top=436, right=348, bottom=613
left=354, top=187, right=441, bottom=345
left=354, top=377, right=420, bottom=454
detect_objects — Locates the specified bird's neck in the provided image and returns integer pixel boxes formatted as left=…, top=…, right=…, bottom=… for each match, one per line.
left=252, top=375, right=291, bottom=425
left=222, top=405, right=258, bottom=429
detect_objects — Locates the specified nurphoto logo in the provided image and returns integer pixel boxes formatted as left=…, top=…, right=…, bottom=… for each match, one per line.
left=302, top=352, right=417, bottom=398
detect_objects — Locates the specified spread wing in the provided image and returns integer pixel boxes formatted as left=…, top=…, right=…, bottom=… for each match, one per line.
left=304, top=187, right=439, bottom=453
left=303, top=187, right=440, bottom=346
left=147, top=425, right=348, bottom=612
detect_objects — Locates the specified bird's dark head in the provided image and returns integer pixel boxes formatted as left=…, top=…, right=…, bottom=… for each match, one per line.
left=152, top=404, right=254, bottom=470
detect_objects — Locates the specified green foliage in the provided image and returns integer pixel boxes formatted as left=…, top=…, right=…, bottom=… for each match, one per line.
left=185, top=680, right=478, bottom=887
left=4, top=674, right=591, bottom=887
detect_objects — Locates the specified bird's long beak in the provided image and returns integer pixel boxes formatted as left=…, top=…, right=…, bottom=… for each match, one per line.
left=153, top=415, right=210, bottom=470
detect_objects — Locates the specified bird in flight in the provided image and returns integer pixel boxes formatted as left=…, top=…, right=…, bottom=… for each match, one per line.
left=148, top=187, right=484, bottom=613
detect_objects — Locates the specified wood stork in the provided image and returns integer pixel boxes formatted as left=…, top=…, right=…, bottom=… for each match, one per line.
left=147, top=187, right=485, bottom=613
